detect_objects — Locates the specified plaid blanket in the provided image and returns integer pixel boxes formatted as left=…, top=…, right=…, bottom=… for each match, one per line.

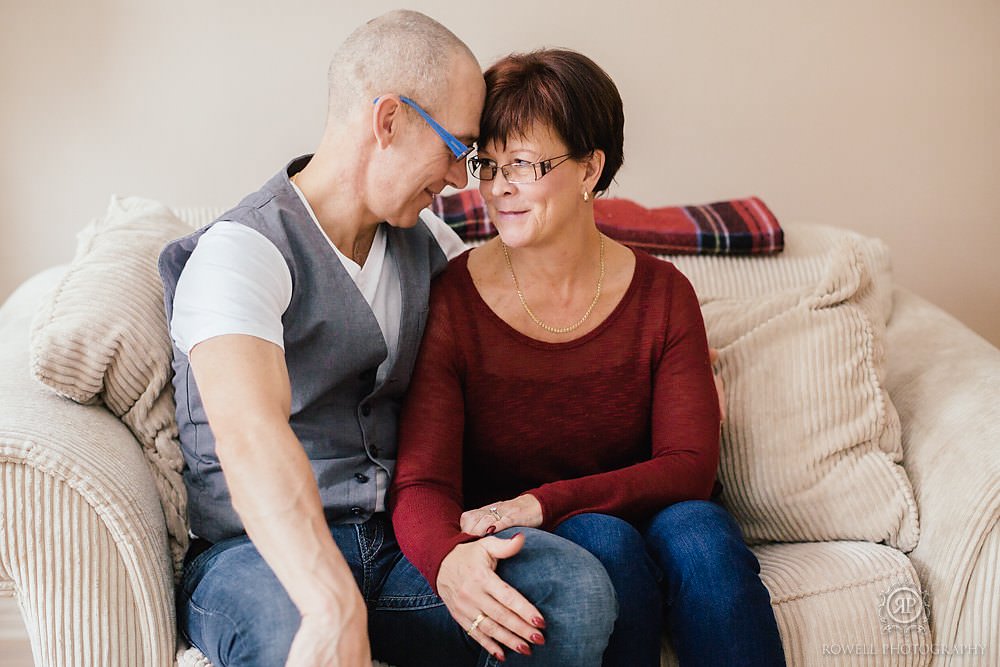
left=430, top=190, right=783, bottom=255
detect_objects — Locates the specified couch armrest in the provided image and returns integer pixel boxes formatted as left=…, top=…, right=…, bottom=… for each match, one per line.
left=0, top=268, right=176, bottom=667
left=884, top=287, right=999, bottom=661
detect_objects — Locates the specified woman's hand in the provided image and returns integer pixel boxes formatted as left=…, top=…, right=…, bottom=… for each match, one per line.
left=437, top=533, right=547, bottom=662
left=460, top=494, right=543, bottom=537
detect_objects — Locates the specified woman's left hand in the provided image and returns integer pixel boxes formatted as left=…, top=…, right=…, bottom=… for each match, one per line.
left=460, top=495, right=543, bottom=537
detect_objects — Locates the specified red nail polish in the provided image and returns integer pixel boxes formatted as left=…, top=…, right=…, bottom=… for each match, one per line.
left=531, top=616, right=546, bottom=629
left=511, top=532, right=522, bottom=539
left=517, top=644, right=532, bottom=656
left=494, top=651, right=506, bottom=662
left=486, top=525, right=496, bottom=535
left=531, top=632, right=545, bottom=645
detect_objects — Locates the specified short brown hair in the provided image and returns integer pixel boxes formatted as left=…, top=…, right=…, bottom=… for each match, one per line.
left=480, top=49, right=625, bottom=193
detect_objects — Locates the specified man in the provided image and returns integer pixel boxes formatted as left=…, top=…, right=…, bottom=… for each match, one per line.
left=160, top=9, right=623, bottom=666
left=159, top=10, right=488, bottom=666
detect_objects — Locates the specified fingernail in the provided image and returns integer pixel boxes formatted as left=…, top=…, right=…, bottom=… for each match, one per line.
left=531, top=616, right=546, bottom=629
left=494, top=651, right=506, bottom=662
left=516, top=643, right=532, bottom=656
left=531, top=632, right=545, bottom=645
left=511, top=532, right=522, bottom=539
left=486, top=525, right=496, bottom=535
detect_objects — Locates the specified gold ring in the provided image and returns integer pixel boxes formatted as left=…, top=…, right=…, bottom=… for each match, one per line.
left=468, top=612, right=487, bottom=635
left=489, top=506, right=502, bottom=521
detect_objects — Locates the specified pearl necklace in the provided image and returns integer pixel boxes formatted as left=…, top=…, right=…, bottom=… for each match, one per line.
left=501, top=235, right=605, bottom=335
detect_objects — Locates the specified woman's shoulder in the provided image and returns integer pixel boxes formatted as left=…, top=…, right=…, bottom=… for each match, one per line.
left=432, top=248, right=473, bottom=290
left=631, top=247, right=691, bottom=289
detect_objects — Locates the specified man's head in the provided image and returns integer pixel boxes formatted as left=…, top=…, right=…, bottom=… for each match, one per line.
left=324, top=10, right=485, bottom=227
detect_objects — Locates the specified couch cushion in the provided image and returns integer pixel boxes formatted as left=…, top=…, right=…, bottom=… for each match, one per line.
left=755, top=542, right=931, bottom=666
left=685, top=235, right=918, bottom=551
left=657, top=541, right=930, bottom=665
left=29, top=195, right=191, bottom=575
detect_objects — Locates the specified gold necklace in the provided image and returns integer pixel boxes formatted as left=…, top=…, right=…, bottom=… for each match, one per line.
left=501, top=234, right=605, bottom=335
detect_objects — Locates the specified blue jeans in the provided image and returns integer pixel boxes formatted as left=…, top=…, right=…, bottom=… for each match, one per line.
left=554, top=501, right=786, bottom=667
left=178, top=515, right=617, bottom=667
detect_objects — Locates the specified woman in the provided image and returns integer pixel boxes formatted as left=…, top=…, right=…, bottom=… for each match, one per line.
left=392, top=49, right=785, bottom=666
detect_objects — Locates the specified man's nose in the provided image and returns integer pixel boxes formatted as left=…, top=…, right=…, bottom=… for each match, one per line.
left=445, top=157, right=469, bottom=190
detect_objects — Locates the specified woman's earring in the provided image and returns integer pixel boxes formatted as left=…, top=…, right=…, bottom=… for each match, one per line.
left=582, top=190, right=591, bottom=202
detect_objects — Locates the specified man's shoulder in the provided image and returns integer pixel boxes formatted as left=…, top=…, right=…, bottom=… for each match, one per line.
left=416, top=208, right=468, bottom=261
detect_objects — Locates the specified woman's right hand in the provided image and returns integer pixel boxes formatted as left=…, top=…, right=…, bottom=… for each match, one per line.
left=436, top=533, right=547, bottom=661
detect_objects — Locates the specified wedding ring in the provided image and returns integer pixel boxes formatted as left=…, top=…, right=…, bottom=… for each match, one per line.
left=489, top=506, right=502, bottom=521
left=468, top=612, right=487, bottom=635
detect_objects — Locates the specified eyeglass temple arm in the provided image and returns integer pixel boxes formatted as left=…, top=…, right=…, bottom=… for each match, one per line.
left=373, top=95, right=469, bottom=159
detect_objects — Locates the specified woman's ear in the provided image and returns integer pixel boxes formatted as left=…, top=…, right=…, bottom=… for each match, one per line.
left=372, top=96, right=403, bottom=151
left=583, top=149, right=606, bottom=193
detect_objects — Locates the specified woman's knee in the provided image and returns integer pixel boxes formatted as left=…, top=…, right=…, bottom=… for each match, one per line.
left=646, top=500, right=765, bottom=605
left=495, top=528, right=618, bottom=662
left=554, top=513, right=649, bottom=572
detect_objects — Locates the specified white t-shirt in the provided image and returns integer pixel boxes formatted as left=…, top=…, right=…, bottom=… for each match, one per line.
left=171, top=190, right=467, bottom=359
left=170, top=188, right=467, bottom=512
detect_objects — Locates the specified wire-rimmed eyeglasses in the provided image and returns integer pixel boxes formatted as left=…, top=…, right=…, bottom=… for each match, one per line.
left=468, top=154, right=572, bottom=184
left=372, top=95, right=474, bottom=161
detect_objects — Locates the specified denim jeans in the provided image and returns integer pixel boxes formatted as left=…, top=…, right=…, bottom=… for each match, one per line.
left=554, top=500, right=786, bottom=667
left=178, top=515, right=617, bottom=667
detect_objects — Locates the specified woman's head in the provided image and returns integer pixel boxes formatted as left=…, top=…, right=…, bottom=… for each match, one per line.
left=478, top=49, right=624, bottom=195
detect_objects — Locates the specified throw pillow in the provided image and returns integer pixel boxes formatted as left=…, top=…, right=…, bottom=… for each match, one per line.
left=698, top=236, right=919, bottom=551
left=30, top=195, right=192, bottom=576
left=431, top=189, right=784, bottom=254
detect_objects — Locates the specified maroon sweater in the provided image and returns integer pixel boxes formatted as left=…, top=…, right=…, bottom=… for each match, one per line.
left=391, top=249, right=721, bottom=590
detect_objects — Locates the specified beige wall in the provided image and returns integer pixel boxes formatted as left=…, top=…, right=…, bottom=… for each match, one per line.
left=2, top=0, right=998, bottom=345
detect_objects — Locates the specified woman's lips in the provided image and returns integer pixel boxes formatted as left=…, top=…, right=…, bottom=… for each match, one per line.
left=495, top=209, right=529, bottom=221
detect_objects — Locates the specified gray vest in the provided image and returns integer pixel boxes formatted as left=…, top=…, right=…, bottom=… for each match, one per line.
left=158, top=155, right=449, bottom=543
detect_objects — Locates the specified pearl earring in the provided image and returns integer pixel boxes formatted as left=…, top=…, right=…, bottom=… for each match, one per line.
left=583, top=191, right=591, bottom=202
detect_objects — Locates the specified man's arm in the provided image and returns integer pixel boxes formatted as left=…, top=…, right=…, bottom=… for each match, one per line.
left=189, top=333, right=370, bottom=666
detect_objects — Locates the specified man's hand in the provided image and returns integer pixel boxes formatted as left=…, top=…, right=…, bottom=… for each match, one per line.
left=285, top=597, right=371, bottom=667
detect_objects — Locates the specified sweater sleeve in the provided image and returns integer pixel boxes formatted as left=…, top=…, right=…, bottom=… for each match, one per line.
left=528, top=268, right=722, bottom=530
left=390, top=280, right=479, bottom=592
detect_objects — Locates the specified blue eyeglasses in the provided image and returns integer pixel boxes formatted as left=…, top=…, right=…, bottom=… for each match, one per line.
left=373, top=95, right=474, bottom=161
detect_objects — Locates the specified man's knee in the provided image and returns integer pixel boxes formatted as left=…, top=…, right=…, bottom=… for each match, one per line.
left=181, top=540, right=301, bottom=666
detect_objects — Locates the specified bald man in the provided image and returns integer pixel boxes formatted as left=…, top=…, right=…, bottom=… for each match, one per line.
left=160, top=10, right=623, bottom=666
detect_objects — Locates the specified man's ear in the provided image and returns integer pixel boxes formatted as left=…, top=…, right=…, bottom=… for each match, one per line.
left=583, top=149, right=606, bottom=193
left=372, top=96, right=404, bottom=151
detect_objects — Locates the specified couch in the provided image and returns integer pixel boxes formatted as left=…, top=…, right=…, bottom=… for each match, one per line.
left=0, top=199, right=997, bottom=666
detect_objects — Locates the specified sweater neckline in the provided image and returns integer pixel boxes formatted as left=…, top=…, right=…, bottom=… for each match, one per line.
left=455, top=245, right=644, bottom=350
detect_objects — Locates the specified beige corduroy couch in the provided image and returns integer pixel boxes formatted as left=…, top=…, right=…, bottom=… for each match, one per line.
left=0, top=201, right=997, bottom=667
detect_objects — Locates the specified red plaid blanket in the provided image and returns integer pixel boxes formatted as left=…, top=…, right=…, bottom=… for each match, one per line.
left=430, top=190, right=783, bottom=255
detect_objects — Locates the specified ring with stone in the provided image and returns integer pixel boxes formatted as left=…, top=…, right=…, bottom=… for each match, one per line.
left=488, top=506, right=502, bottom=521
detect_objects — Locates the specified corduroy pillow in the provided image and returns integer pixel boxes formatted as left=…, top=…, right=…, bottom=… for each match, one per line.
left=30, top=195, right=192, bottom=576
left=697, top=236, right=919, bottom=551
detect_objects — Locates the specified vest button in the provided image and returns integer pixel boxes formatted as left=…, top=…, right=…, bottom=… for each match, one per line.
left=361, top=404, right=372, bottom=417
left=370, top=445, right=380, bottom=457
left=354, top=473, right=369, bottom=483
left=350, top=506, right=363, bottom=516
